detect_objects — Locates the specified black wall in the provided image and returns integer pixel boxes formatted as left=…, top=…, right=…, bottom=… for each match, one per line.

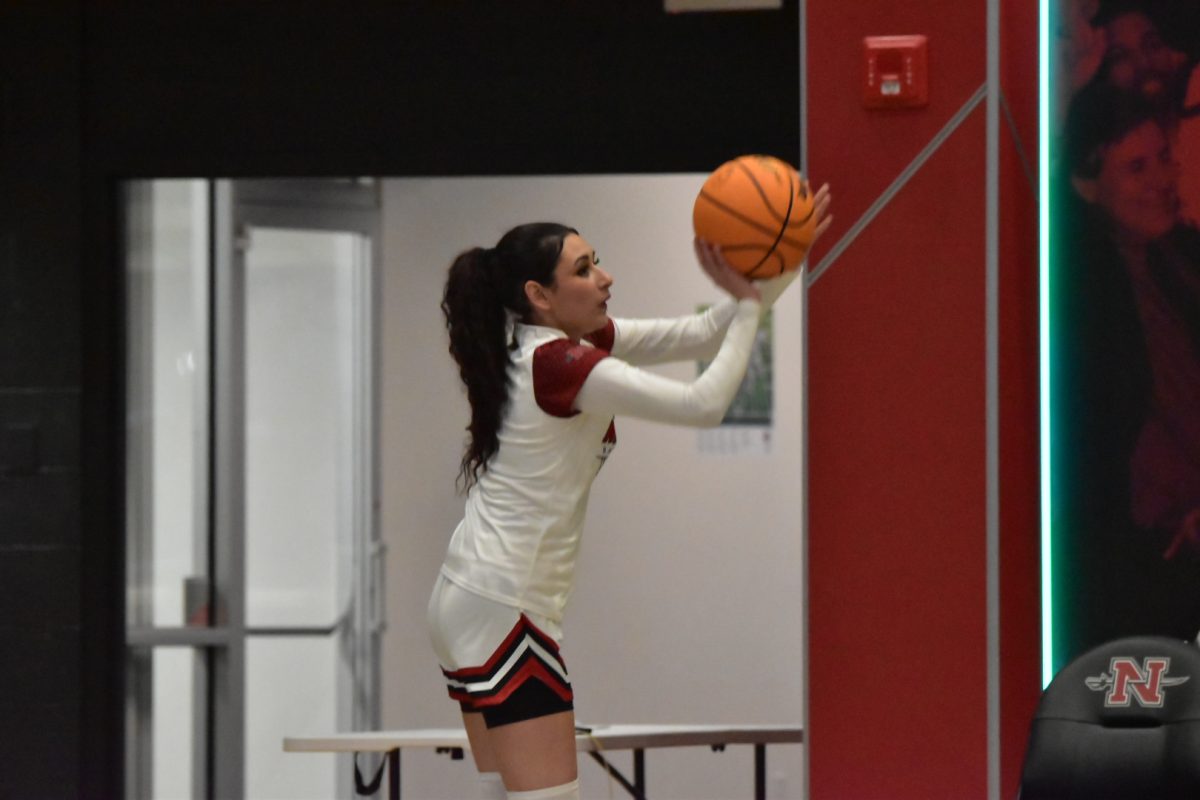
left=1, top=2, right=798, bottom=796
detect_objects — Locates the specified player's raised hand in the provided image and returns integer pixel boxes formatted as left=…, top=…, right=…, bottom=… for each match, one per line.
left=805, top=180, right=834, bottom=250
left=694, top=237, right=762, bottom=302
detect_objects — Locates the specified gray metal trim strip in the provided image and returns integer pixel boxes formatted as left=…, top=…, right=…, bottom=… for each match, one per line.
left=806, top=82, right=988, bottom=287
left=798, top=3, right=811, bottom=800
left=986, top=0, right=1002, bottom=797
left=126, top=627, right=234, bottom=647
left=1000, top=90, right=1037, bottom=195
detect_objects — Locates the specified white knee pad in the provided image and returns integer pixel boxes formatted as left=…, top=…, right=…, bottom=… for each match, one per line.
left=478, top=772, right=506, bottom=800
left=506, top=778, right=580, bottom=800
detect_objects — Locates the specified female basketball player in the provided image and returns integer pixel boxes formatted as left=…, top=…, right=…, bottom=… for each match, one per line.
left=429, top=184, right=831, bottom=800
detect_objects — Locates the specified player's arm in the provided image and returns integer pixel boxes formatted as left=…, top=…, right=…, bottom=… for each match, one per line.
left=593, top=234, right=801, bottom=365
left=601, top=301, right=737, bottom=366
left=606, top=270, right=798, bottom=365
left=574, top=297, right=762, bottom=427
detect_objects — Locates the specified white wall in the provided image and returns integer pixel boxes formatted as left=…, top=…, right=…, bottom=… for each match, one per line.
left=380, top=175, right=806, bottom=800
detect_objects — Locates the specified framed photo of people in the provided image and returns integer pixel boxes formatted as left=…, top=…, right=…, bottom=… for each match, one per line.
left=1046, top=0, right=1200, bottom=675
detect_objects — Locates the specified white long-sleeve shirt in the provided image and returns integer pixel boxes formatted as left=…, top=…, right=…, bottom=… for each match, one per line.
left=440, top=273, right=795, bottom=621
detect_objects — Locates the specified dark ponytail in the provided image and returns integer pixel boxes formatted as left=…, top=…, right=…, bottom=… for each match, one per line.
left=441, top=222, right=578, bottom=490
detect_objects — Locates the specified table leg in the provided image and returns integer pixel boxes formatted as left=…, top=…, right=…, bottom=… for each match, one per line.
left=585, top=751, right=645, bottom=799
left=754, top=744, right=765, bottom=800
left=388, top=748, right=401, bottom=800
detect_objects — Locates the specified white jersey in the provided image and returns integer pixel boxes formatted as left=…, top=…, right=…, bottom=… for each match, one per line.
left=439, top=274, right=794, bottom=622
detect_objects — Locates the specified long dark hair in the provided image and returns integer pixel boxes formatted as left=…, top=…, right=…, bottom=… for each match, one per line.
left=441, top=222, right=578, bottom=490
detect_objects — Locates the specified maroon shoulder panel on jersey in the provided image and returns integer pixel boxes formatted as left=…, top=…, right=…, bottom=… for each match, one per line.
left=532, top=339, right=608, bottom=418
left=583, top=318, right=616, bottom=352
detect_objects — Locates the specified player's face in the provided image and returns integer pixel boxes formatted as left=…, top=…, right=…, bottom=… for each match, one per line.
left=1093, top=120, right=1179, bottom=243
left=538, top=234, right=613, bottom=341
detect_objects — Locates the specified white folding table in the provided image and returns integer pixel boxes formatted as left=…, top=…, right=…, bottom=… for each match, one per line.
left=283, top=723, right=803, bottom=800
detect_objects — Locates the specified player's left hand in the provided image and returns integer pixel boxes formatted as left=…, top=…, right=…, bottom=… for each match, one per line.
left=694, top=237, right=763, bottom=303
left=805, top=180, right=833, bottom=250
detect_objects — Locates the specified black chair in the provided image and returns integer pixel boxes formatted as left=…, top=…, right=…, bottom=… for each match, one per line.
left=1019, top=636, right=1200, bottom=799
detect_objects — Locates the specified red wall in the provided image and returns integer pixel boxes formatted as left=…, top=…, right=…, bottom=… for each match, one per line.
left=806, top=1, right=1040, bottom=797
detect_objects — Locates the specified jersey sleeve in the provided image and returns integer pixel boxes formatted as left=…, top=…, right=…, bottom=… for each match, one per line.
left=604, top=270, right=799, bottom=366
left=605, top=300, right=738, bottom=366
left=583, top=319, right=616, bottom=352
left=574, top=298, right=762, bottom=427
left=532, top=339, right=610, bottom=418
left=756, top=269, right=801, bottom=309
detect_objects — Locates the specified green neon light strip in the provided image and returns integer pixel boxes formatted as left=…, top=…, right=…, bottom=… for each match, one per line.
left=1038, top=0, right=1054, bottom=687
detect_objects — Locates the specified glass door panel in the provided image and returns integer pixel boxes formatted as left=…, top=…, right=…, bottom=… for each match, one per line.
left=244, top=227, right=360, bottom=628
left=229, top=188, right=380, bottom=799
left=245, top=637, right=340, bottom=799
left=151, top=648, right=200, bottom=800
left=124, top=179, right=213, bottom=800
left=124, top=179, right=210, bottom=630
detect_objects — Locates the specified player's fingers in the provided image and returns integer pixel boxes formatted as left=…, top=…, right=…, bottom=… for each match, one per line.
left=709, top=243, right=737, bottom=272
left=812, top=214, right=834, bottom=244
left=694, top=236, right=720, bottom=263
left=811, top=187, right=831, bottom=228
left=698, top=239, right=735, bottom=279
left=812, top=185, right=832, bottom=221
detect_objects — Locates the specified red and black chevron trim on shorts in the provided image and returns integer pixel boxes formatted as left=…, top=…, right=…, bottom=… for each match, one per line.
left=442, top=613, right=573, bottom=710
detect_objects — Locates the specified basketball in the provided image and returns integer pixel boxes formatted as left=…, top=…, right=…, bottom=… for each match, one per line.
left=692, top=154, right=818, bottom=278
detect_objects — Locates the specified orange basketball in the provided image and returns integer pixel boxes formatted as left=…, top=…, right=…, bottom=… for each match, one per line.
left=692, top=154, right=817, bottom=278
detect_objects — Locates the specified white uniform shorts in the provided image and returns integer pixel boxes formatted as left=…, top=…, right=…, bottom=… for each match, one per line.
left=427, top=574, right=574, bottom=728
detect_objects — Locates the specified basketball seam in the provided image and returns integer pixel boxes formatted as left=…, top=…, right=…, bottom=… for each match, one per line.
left=733, top=158, right=816, bottom=233
left=696, top=195, right=808, bottom=263
left=755, top=249, right=784, bottom=279
left=786, top=197, right=815, bottom=228
left=735, top=158, right=790, bottom=225
left=718, top=244, right=782, bottom=278
left=747, top=169, right=795, bottom=278
left=696, top=191, right=781, bottom=240
left=697, top=194, right=796, bottom=278
left=698, top=184, right=811, bottom=249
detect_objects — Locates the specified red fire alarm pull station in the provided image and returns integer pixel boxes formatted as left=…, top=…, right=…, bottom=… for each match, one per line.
left=863, top=35, right=928, bottom=109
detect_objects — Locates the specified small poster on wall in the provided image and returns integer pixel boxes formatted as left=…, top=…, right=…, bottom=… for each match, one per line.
left=697, top=307, right=773, bottom=455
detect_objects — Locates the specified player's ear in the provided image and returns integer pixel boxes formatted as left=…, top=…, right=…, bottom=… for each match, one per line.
left=524, top=280, right=552, bottom=313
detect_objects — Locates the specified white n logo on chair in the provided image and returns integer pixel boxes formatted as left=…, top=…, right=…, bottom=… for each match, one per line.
left=1085, top=657, right=1191, bottom=708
